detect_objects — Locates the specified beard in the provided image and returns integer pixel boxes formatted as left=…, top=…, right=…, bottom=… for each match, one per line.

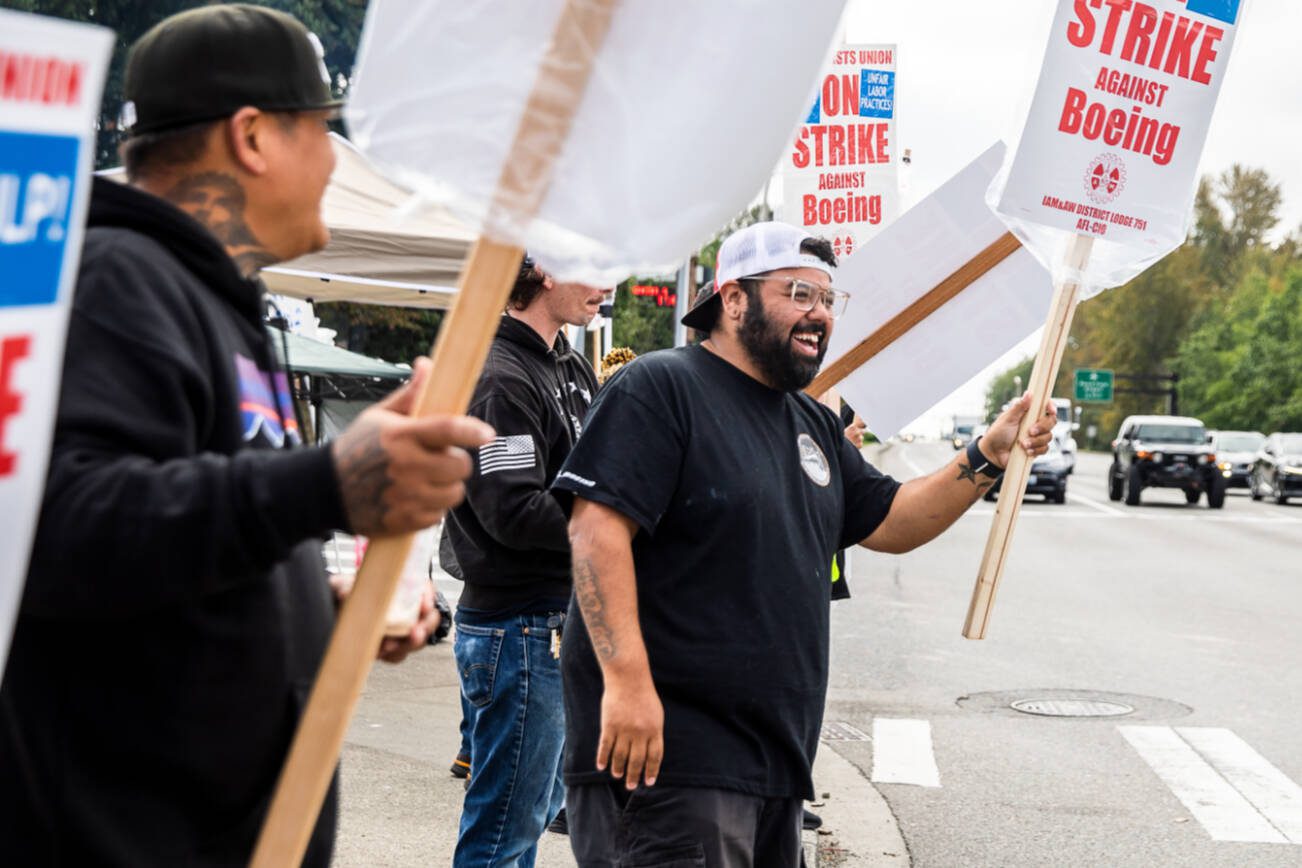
left=737, top=296, right=827, bottom=392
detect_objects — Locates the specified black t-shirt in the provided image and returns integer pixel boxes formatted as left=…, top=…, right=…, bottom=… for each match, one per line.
left=552, top=345, right=900, bottom=799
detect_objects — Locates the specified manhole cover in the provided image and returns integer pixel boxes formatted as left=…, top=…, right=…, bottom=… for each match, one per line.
left=956, top=689, right=1190, bottom=721
left=821, top=721, right=869, bottom=741
left=1010, top=698, right=1135, bottom=718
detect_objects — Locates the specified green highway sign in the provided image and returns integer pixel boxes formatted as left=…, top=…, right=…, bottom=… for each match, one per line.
left=1074, top=368, right=1114, bottom=403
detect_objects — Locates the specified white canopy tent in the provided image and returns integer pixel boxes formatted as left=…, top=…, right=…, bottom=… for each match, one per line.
left=264, top=133, right=474, bottom=309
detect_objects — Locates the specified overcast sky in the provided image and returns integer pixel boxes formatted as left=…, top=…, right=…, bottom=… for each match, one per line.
left=831, top=0, right=1298, bottom=434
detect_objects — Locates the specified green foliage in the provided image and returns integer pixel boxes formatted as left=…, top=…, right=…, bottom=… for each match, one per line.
left=315, top=302, right=442, bottom=365
left=991, top=164, right=1300, bottom=442
left=612, top=280, right=675, bottom=355
left=1178, top=268, right=1302, bottom=432
left=16, top=0, right=367, bottom=169
left=984, top=355, right=1033, bottom=422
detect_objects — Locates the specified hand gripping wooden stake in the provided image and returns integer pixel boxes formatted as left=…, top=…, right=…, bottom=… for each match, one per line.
left=963, top=232, right=1094, bottom=640
left=250, top=2, right=618, bottom=864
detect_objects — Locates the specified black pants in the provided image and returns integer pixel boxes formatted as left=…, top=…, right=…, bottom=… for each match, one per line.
left=567, top=782, right=803, bottom=867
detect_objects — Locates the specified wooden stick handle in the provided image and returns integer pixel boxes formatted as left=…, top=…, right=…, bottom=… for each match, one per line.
left=962, top=233, right=1094, bottom=640
left=806, top=231, right=1022, bottom=397
left=251, top=1, right=618, bottom=863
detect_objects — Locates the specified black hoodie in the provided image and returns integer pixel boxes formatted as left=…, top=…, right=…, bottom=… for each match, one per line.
left=440, top=314, right=598, bottom=612
left=0, top=178, right=348, bottom=866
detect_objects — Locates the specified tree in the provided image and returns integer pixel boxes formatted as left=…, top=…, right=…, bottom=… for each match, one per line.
left=984, top=356, right=1033, bottom=422
left=612, top=280, right=675, bottom=355
left=1191, top=165, right=1283, bottom=290
left=315, top=302, right=442, bottom=364
left=13, top=0, right=367, bottom=168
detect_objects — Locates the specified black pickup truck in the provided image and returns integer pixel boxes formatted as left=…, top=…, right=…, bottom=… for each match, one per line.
left=1108, top=415, right=1226, bottom=508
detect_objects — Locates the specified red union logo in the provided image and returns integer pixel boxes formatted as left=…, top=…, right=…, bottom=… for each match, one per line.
left=1083, top=153, right=1127, bottom=205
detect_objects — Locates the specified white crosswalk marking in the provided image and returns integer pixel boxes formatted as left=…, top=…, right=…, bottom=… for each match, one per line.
left=1119, top=725, right=1292, bottom=843
left=1176, top=727, right=1302, bottom=843
left=871, top=718, right=941, bottom=788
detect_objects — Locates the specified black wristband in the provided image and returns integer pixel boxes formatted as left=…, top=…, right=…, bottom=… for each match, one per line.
left=966, top=437, right=1004, bottom=479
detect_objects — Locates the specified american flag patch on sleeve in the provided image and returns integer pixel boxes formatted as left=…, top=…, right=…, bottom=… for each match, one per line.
left=478, top=434, right=537, bottom=476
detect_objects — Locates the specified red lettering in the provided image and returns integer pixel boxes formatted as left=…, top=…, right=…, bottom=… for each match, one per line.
left=1103, top=108, right=1128, bottom=145
left=1058, top=86, right=1087, bottom=134
left=1192, top=25, right=1223, bottom=85
left=838, top=73, right=856, bottom=116
left=827, top=125, right=845, bottom=166
left=1162, top=17, right=1203, bottom=80
left=1120, top=3, right=1158, bottom=64
left=0, top=52, right=86, bottom=106
left=1099, top=0, right=1133, bottom=56
left=792, top=133, right=810, bottom=169
left=810, top=126, right=827, bottom=166
left=1148, top=11, right=1176, bottom=72
left=1066, top=0, right=1096, bottom=47
left=0, top=335, right=33, bottom=478
left=821, top=76, right=839, bottom=118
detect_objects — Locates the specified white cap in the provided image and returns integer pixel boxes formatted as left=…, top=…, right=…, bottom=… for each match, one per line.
left=682, top=221, right=835, bottom=330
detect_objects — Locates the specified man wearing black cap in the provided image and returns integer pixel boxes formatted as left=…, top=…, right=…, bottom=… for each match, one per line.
left=552, top=221, right=1056, bottom=865
left=0, top=5, right=492, bottom=865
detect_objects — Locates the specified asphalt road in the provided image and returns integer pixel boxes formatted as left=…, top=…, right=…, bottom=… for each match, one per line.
left=824, top=440, right=1302, bottom=867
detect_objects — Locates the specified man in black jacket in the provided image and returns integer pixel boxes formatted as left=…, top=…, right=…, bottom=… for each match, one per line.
left=441, top=257, right=603, bottom=866
left=0, top=6, right=491, bottom=866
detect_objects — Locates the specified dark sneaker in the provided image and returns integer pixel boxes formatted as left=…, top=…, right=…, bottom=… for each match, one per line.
left=802, top=809, right=823, bottom=831
left=450, top=752, right=471, bottom=779
left=547, top=807, right=569, bottom=835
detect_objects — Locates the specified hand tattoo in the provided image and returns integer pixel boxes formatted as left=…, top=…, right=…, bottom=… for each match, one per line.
left=164, top=172, right=279, bottom=277
left=333, top=419, right=391, bottom=533
left=573, top=556, right=616, bottom=662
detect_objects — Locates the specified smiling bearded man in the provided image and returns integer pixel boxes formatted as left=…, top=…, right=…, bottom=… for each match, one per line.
left=549, top=221, right=1057, bottom=867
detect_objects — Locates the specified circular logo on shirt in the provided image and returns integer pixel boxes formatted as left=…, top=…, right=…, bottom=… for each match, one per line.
left=797, top=433, right=830, bottom=487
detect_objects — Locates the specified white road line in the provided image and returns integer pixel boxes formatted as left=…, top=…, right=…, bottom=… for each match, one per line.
left=1067, top=491, right=1127, bottom=516
left=962, top=509, right=1302, bottom=524
left=1119, top=725, right=1288, bottom=843
left=967, top=509, right=1105, bottom=519
left=1177, top=727, right=1302, bottom=843
left=898, top=451, right=929, bottom=479
left=871, top=718, right=941, bottom=788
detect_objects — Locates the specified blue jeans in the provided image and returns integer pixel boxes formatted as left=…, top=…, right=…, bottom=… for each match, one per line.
left=453, top=611, right=566, bottom=867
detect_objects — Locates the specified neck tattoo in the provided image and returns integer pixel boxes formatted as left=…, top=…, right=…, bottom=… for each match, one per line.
left=163, top=172, right=278, bottom=277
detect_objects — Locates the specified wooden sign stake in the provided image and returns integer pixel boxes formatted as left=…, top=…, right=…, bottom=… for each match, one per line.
left=250, top=1, right=617, bottom=864
left=806, top=231, right=1022, bottom=397
left=963, top=232, right=1094, bottom=640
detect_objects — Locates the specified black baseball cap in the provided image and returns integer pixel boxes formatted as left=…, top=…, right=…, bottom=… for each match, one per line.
left=122, top=4, right=343, bottom=136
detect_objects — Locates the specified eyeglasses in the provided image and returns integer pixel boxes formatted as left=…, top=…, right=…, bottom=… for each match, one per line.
left=738, top=277, right=850, bottom=318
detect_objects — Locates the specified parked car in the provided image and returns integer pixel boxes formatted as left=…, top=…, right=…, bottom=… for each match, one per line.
left=1249, top=432, right=1302, bottom=504
left=983, top=438, right=1069, bottom=504
left=1208, top=430, right=1265, bottom=489
left=949, top=417, right=981, bottom=450
left=1108, top=415, right=1225, bottom=508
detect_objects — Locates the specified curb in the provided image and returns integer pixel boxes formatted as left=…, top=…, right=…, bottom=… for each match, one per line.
left=809, top=743, right=910, bottom=867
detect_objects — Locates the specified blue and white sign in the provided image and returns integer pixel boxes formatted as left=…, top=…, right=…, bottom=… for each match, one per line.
left=779, top=43, right=901, bottom=256
left=0, top=131, right=80, bottom=307
left=0, top=9, right=112, bottom=674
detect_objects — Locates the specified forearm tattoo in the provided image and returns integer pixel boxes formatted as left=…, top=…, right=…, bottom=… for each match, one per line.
left=957, top=461, right=995, bottom=497
left=573, top=556, right=616, bottom=662
left=334, top=423, right=391, bottom=532
left=164, top=172, right=279, bottom=277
